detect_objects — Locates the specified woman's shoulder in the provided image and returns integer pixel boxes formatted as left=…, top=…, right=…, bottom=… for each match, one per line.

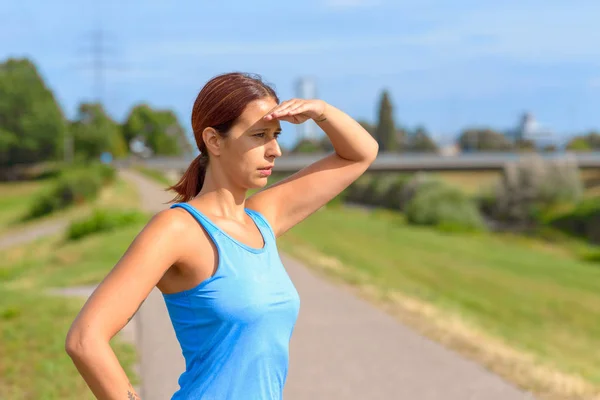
left=148, top=206, right=196, bottom=232
left=150, top=206, right=216, bottom=248
left=140, top=207, right=208, bottom=246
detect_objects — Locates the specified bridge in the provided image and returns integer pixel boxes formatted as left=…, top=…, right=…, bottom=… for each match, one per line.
left=120, top=152, right=600, bottom=173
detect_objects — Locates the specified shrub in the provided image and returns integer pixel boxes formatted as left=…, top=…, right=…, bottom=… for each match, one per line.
left=397, top=173, right=446, bottom=211
left=25, top=164, right=117, bottom=220
left=482, top=154, right=583, bottom=227
left=68, top=208, right=148, bottom=241
left=345, top=175, right=374, bottom=204
left=380, top=175, right=411, bottom=210
left=345, top=173, right=449, bottom=212
left=362, top=174, right=398, bottom=206
left=405, top=183, right=485, bottom=232
left=90, top=163, right=117, bottom=185
left=548, top=199, right=600, bottom=244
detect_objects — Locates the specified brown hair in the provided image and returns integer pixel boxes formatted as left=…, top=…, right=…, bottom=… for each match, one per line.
left=168, top=72, right=279, bottom=203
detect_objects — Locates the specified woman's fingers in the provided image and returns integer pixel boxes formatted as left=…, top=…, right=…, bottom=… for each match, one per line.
left=286, top=103, right=309, bottom=116
left=264, top=99, right=298, bottom=120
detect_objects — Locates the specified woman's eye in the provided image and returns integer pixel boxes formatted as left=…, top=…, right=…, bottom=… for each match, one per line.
left=254, top=133, right=265, bottom=138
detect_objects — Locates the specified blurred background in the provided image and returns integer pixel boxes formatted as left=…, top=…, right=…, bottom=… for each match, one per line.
left=1, top=1, right=599, bottom=399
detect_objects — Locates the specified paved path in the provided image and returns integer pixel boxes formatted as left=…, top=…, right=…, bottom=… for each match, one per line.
left=121, top=169, right=532, bottom=400
left=0, top=218, right=70, bottom=251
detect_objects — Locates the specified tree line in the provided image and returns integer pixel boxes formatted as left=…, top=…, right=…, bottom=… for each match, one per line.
left=292, top=90, right=600, bottom=154
left=0, top=58, right=193, bottom=169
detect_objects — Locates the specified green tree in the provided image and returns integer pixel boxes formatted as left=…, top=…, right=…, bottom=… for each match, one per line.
left=515, top=139, right=536, bottom=152
left=374, top=90, right=398, bottom=152
left=566, top=132, right=600, bottom=151
left=0, top=58, right=66, bottom=167
left=69, top=103, right=126, bottom=161
left=458, top=128, right=513, bottom=152
left=408, top=126, right=437, bottom=152
left=122, top=104, right=191, bottom=156
left=358, top=120, right=375, bottom=136
left=319, top=135, right=334, bottom=152
left=291, top=138, right=324, bottom=153
left=566, top=137, right=591, bottom=152
left=542, top=144, right=557, bottom=152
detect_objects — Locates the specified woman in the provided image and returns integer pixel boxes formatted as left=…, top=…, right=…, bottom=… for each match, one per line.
left=65, top=72, right=378, bottom=399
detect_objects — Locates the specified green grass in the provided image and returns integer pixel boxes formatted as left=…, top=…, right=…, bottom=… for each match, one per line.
left=0, top=287, right=139, bottom=400
left=0, top=221, right=149, bottom=290
left=0, top=173, right=140, bottom=236
left=132, top=165, right=175, bottom=186
left=0, top=221, right=148, bottom=398
left=0, top=180, right=54, bottom=232
left=278, top=206, right=600, bottom=396
left=0, top=173, right=145, bottom=398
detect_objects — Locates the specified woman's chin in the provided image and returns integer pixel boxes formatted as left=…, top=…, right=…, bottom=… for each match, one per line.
left=248, top=177, right=269, bottom=189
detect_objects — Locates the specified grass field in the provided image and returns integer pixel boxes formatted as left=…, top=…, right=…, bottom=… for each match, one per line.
left=278, top=206, right=600, bottom=399
left=582, top=169, right=600, bottom=198
left=132, top=165, right=175, bottom=187
left=0, top=180, right=54, bottom=233
left=0, top=170, right=145, bottom=399
left=0, top=174, right=140, bottom=236
left=0, top=287, right=139, bottom=400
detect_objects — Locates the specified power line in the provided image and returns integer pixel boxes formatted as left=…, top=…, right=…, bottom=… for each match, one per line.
left=76, top=17, right=123, bottom=107
left=70, top=17, right=123, bottom=163
left=78, top=26, right=113, bottom=105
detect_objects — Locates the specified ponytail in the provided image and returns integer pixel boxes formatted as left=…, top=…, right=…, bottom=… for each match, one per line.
left=167, top=152, right=209, bottom=204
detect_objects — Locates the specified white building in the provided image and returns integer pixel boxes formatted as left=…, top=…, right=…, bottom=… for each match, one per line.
left=516, top=112, right=553, bottom=142
left=295, top=77, right=321, bottom=141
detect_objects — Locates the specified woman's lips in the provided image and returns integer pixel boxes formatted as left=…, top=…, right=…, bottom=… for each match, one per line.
left=258, top=167, right=272, bottom=176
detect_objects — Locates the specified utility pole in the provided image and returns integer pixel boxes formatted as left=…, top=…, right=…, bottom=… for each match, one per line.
left=71, top=10, right=121, bottom=163
left=81, top=25, right=112, bottom=106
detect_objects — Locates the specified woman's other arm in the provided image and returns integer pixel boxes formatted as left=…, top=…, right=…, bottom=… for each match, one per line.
left=65, top=209, right=189, bottom=399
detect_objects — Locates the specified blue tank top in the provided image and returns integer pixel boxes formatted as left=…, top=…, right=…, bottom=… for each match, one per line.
left=162, top=202, right=301, bottom=400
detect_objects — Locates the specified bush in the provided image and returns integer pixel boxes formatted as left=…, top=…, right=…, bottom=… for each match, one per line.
left=397, top=173, right=446, bottom=211
left=25, top=164, right=117, bottom=220
left=345, top=173, right=450, bottom=212
left=68, top=208, right=148, bottom=240
left=90, top=162, right=117, bottom=185
left=405, top=183, right=485, bottom=232
left=548, top=199, right=600, bottom=244
left=345, top=175, right=374, bottom=204
left=362, top=174, right=398, bottom=206
left=380, top=175, right=411, bottom=210
left=482, top=154, right=583, bottom=227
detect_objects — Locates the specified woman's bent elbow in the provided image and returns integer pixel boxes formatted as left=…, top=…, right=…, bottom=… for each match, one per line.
left=65, top=327, right=101, bottom=358
left=65, top=328, right=83, bottom=357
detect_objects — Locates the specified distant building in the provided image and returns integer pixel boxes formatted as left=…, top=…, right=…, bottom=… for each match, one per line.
left=517, top=112, right=536, bottom=141
left=439, top=143, right=460, bottom=156
left=515, top=112, right=553, bottom=143
left=295, top=77, right=321, bottom=141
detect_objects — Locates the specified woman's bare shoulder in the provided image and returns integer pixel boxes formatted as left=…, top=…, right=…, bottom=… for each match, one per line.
left=147, top=206, right=213, bottom=250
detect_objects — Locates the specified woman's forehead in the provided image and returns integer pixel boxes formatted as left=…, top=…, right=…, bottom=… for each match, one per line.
left=236, top=98, right=279, bottom=129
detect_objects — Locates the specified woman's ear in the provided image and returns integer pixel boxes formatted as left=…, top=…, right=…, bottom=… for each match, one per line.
left=202, top=127, right=222, bottom=157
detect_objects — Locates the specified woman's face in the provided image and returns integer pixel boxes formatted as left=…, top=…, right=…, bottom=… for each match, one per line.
left=220, top=97, right=283, bottom=189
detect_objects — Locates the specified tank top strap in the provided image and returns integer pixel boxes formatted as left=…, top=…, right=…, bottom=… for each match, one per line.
left=170, top=203, right=223, bottom=242
left=244, top=208, right=276, bottom=242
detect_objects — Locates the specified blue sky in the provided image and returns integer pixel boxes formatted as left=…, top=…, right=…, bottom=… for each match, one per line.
left=3, top=0, right=600, bottom=149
